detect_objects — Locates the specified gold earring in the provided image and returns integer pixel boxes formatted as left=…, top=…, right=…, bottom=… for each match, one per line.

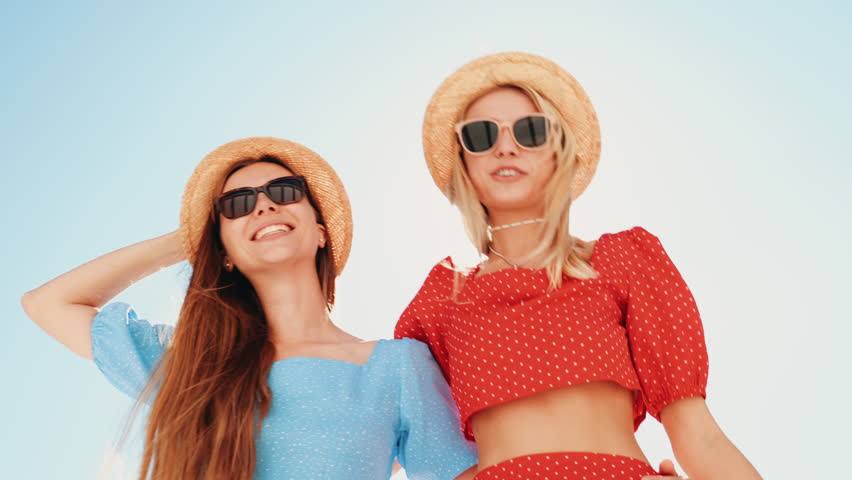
left=223, top=257, right=234, bottom=272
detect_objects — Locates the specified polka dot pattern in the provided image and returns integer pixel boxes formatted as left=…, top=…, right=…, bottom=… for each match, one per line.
left=395, top=227, right=708, bottom=440
left=473, top=452, right=658, bottom=480
left=92, top=305, right=478, bottom=480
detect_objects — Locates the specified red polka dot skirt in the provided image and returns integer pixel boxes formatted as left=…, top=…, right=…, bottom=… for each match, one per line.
left=473, top=452, right=658, bottom=480
left=395, top=227, right=709, bottom=440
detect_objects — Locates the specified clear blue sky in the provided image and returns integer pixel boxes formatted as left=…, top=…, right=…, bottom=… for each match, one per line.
left=3, top=1, right=850, bottom=478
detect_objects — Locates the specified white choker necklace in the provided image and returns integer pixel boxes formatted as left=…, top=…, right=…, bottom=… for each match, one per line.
left=488, top=218, right=544, bottom=232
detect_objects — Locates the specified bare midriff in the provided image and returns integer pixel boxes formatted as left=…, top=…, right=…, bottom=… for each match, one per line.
left=471, top=381, right=648, bottom=470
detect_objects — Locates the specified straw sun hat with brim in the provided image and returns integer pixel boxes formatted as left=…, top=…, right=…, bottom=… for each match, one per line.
left=422, top=51, right=601, bottom=200
left=180, top=137, right=353, bottom=275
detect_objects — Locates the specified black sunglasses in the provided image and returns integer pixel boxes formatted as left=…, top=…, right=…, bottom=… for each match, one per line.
left=214, top=176, right=308, bottom=219
left=455, top=114, right=551, bottom=154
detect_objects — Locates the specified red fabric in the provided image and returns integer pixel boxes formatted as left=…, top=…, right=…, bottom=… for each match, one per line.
left=473, top=452, right=658, bottom=479
left=395, top=227, right=708, bottom=440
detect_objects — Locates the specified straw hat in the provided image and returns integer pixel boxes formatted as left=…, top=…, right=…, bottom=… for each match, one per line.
left=180, top=137, right=353, bottom=275
left=422, top=52, right=601, bottom=199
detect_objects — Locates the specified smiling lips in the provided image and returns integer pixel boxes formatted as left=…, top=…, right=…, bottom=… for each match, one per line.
left=252, top=223, right=295, bottom=241
left=491, top=166, right=526, bottom=181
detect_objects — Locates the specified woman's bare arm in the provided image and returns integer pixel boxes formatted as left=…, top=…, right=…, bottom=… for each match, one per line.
left=662, top=397, right=761, bottom=480
left=21, top=230, right=185, bottom=359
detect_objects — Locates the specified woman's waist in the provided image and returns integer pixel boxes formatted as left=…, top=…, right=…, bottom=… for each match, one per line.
left=470, top=381, right=647, bottom=470
left=455, top=371, right=643, bottom=432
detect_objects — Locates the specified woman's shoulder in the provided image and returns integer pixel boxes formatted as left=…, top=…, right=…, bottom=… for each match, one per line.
left=379, top=338, right=433, bottom=360
left=424, top=256, right=463, bottom=280
left=588, top=226, right=667, bottom=273
left=372, top=339, right=441, bottom=376
left=357, top=339, right=442, bottom=394
left=592, top=226, right=665, bottom=258
left=596, top=226, right=659, bottom=247
left=405, top=256, right=463, bottom=302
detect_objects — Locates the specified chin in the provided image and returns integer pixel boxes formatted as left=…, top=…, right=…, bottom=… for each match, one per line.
left=248, top=246, right=304, bottom=266
left=484, top=192, right=543, bottom=211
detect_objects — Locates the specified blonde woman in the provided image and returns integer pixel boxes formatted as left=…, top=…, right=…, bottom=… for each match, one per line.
left=23, top=137, right=477, bottom=480
left=395, top=53, right=761, bottom=480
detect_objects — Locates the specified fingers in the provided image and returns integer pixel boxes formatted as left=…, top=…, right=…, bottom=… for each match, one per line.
left=646, top=459, right=687, bottom=480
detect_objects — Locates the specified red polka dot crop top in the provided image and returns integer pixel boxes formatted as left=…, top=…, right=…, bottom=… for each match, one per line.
left=394, top=227, right=709, bottom=440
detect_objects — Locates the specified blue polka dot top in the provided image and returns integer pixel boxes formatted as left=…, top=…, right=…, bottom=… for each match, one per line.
left=90, top=302, right=477, bottom=480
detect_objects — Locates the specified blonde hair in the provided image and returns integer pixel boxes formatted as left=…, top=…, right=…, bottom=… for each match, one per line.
left=447, top=85, right=597, bottom=288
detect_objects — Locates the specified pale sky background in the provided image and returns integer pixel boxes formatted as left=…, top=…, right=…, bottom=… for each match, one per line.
left=2, top=1, right=850, bottom=479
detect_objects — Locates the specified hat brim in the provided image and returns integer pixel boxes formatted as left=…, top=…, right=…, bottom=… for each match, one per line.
left=423, top=52, right=601, bottom=199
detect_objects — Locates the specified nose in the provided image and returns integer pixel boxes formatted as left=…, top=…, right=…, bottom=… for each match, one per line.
left=493, top=125, right=518, bottom=158
left=253, top=192, right=278, bottom=216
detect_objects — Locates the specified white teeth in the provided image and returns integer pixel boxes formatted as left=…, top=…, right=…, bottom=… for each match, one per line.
left=255, top=224, right=292, bottom=240
left=494, top=168, right=521, bottom=177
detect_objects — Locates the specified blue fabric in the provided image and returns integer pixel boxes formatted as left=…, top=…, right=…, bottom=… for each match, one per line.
left=91, top=302, right=477, bottom=480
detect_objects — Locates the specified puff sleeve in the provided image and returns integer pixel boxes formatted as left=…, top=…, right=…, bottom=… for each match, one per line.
left=395, top=258, right=457, bottom=381
left=394, top=300, right=428, bottom=345
left=395, top=339, right=477, bottom=480
left=622, top=227, right=709, bottom=421
left=90, top=302, right=173, bottom=399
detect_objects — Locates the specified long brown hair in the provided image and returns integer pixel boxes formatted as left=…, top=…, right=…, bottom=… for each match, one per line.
left=137, top=157, right=336, bottom=479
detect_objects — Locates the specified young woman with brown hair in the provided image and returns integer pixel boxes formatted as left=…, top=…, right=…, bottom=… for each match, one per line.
left=23, top=137, right=477, bottom=480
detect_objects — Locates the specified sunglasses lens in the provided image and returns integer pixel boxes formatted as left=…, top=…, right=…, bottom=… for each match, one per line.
left=220, top=191, right=256, bottom=219
left=460, top=121, right=499, bottom=153
left=513, top=116, right=549, bottom=148
left=216, top=178, right=306, bottom=220
left=267, top=179, right=304, bottom=205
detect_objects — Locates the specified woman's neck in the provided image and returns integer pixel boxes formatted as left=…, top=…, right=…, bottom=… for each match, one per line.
left=249, top=262, right=343, bottom=345
left=487, top=209, right=546, bottom=265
